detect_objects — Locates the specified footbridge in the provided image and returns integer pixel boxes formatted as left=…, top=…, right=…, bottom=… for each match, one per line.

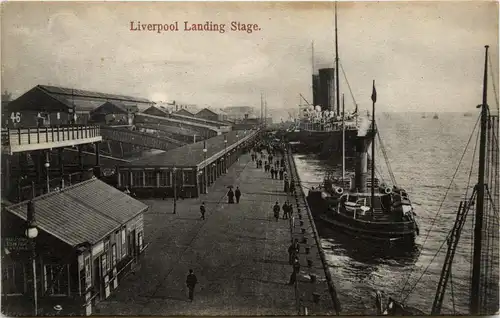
left=134, top=113, right=223, bottom=138
left=100, top=126, right=185, bottom=152
left=134, top=122, right=203, bottom=143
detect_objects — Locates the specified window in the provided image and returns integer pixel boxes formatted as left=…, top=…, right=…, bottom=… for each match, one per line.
left=183, top=170, right=194, bottom=185
left=115, top=231, right=121, bottom=261
left=159, top=171, right=171, bottom=186
left=84, top=255, right=92, bottom=289
left=132, top=171, right=143, bottom=187
left=112, top=244, right=117, bottom=267
left=120, top=171, right=130, bottom=187
left=121, top=228, right=127, bottom=257
left=138, top=232, right=143, bottom=251
left=104, top=240, right=110, bottom=272
left=144, top=170, right=156, bottom=187
left=2, top=263, right=25, bottom=295
left=44, top=265, right=69, bottom=295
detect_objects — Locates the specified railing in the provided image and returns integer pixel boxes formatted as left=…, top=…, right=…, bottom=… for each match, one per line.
left=12, top=169, right=95, bottom=202
left=1, top=125, right=101, bottom=147
left=100, top=126, right=185, bottom=150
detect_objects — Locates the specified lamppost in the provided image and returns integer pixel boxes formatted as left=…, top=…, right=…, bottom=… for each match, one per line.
left=44, top=160, right=50, bottom=194
left=25, top=200, right=38, bottom=316
left=203, top=141, right=208, bottom=194
left=17, top=175, right=26, bottom=202
left=172, top=167, right=177, bottom=214
left=224, top=136, right=228, bottom=173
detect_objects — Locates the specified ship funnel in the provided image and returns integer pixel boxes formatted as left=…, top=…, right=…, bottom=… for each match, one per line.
left=354, top=135, right=373, bottom=193
left=318, top=68, right=335, bottom=111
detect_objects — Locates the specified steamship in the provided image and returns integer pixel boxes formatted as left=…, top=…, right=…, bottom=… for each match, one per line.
left=306, top=82, right=419, bottom=243
left=285, top=6, right=370, bottom=159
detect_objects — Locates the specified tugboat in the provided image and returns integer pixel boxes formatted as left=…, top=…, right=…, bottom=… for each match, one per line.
left=306, top=81, right=419, bottom=243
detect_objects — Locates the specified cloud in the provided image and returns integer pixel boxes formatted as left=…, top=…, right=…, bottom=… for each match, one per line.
left=1, top=1, right=498, bottom=116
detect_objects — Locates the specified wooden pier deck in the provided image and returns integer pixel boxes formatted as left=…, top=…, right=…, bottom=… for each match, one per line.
left=94, top=152, right=337, bottom=315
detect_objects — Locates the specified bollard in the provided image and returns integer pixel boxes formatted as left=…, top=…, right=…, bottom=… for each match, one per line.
left=301, top=228, right=306, bottom=234
left=307, top=259, right=313, bottom=267
left=305, top=247, right=310, bottom=254
left=310, top=274, right=316, bottom=283
left=312, top=292, right=320, bottom=303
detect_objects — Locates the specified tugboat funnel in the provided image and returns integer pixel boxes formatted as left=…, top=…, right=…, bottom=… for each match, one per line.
left=354, top=135, right=373, bottom=193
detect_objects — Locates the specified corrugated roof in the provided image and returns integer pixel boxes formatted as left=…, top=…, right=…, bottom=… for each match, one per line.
left=5, top=178, right=148, bottom=247
left=38, top=85, right=152, bottom=104
left=124, top=130, right=255, bottom=168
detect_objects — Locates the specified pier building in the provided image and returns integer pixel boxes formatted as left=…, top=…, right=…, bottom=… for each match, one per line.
left=116, top=130, right=258, bottom=198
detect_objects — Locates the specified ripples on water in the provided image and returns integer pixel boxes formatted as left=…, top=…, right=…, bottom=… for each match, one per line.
left=293, top=112, right=479, bottom=315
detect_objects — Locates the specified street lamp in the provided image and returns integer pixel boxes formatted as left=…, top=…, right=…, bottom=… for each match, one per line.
left=25, top=200, right=38, bottom=316
left=172, top=167, right=177, bottom=214
left=203, top=141, right=208, bottom=194
left=44, top=161, right=50, bottom=194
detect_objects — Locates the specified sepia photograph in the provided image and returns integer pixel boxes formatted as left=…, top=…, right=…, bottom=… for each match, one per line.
left=0, top=1, right=499, bottom=316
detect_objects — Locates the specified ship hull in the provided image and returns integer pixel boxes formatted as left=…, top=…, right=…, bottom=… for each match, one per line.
left=306, top=191, right=418, bottom=244
left=285, top=129, right=359, bottom=159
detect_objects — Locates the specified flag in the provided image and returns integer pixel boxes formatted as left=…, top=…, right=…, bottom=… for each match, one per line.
left=371, top=80, right=377, bottom=103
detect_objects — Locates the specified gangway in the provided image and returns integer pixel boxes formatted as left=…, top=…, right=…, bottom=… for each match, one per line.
left=100, top=126, right=185, bottom=152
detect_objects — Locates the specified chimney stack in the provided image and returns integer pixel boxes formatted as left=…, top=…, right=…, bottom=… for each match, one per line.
left=318, top=68, right=335, bottom=111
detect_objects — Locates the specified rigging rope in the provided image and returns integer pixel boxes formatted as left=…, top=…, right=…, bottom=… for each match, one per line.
left=377, top=131, right=398, bottom=186
left=398, top=115, right=481, bottom=299
left=339, top=61, right=358, bottom=111
left=450, top=267, right=456, bottom=314
left=488, top=54, right=500, bottom=113
left=401, top=192, right=477, bottom=304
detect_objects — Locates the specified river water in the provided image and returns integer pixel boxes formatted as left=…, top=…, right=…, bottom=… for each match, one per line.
left=293, top=112, right=483, bottom=315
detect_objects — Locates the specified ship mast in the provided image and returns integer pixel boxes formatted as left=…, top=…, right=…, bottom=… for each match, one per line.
left=342, top=93, right=345, bottom=182
left=470, top=44, right=489, bottom=315
left=335, top=1, right=340, bottom=116
left=370, top=80, right=377, bottom=219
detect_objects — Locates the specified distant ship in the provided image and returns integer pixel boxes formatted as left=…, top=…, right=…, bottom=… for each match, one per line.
left=284, top=4, right=371, bottom=159
left=464, top=112, right=473, bottom=117
left=433, top=113, right=439, bottom=119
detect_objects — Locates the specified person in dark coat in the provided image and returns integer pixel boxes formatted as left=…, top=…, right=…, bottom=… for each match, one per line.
left=200, top=202, right=206, bottom=220
left=288, top=256, right=301, bottom=285
left=270, top=167, right=275, bottom=179
left=273, top=202, right=280, bottom=221
left=279, top=169, right=284, bottom=180
left=227, top=188, right=235, bottom=204
left=290, top=179, right=295, bottom=193
left=186, top=269, right=198, bottom=301
left=288, top=240, right=298, bottom=264
left=282, top=202, right=289, bottom=219
left=287, top=201, right=294, bottom=217
left=235, top=187, right=241, bottom=203
left=284, top=179, right=289, bottom=193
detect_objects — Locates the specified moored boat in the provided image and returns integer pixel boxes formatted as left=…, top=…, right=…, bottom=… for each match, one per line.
left=306, top=81, right=419, bottom=244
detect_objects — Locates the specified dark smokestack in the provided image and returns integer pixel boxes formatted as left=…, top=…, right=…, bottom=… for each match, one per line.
left=318, top=68, right=335, bottom=111
left=353, top=136, right=371, bottom=193
left=312, top=74, right=320, bottom=106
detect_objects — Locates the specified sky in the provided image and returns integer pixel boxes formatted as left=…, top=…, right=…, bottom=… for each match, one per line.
left=1, top=1, right=498, bottom=120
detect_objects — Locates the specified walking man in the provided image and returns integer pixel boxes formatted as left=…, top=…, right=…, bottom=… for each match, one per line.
left=282, top=201, right=289, bottom=219
left=200, top=202, right=206, bottom=220
left=227, top=188, right=235, bottom=204
left=186, top=269, right=198, bottom=301
left=235, top=187, right=242, bottom=203
left=273, top=202, right=280, bottom=221
left=288, top=256, right=301, bottom=285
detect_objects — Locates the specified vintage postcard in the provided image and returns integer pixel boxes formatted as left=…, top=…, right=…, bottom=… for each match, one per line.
left=1, top=1, right=498, bottom=316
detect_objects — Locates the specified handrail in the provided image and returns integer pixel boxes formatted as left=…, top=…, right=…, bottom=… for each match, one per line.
left=2, top=125, right=101, bottom=146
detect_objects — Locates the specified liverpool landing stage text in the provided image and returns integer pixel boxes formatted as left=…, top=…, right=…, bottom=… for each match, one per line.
left=130, top=21, right=261, bottom=34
